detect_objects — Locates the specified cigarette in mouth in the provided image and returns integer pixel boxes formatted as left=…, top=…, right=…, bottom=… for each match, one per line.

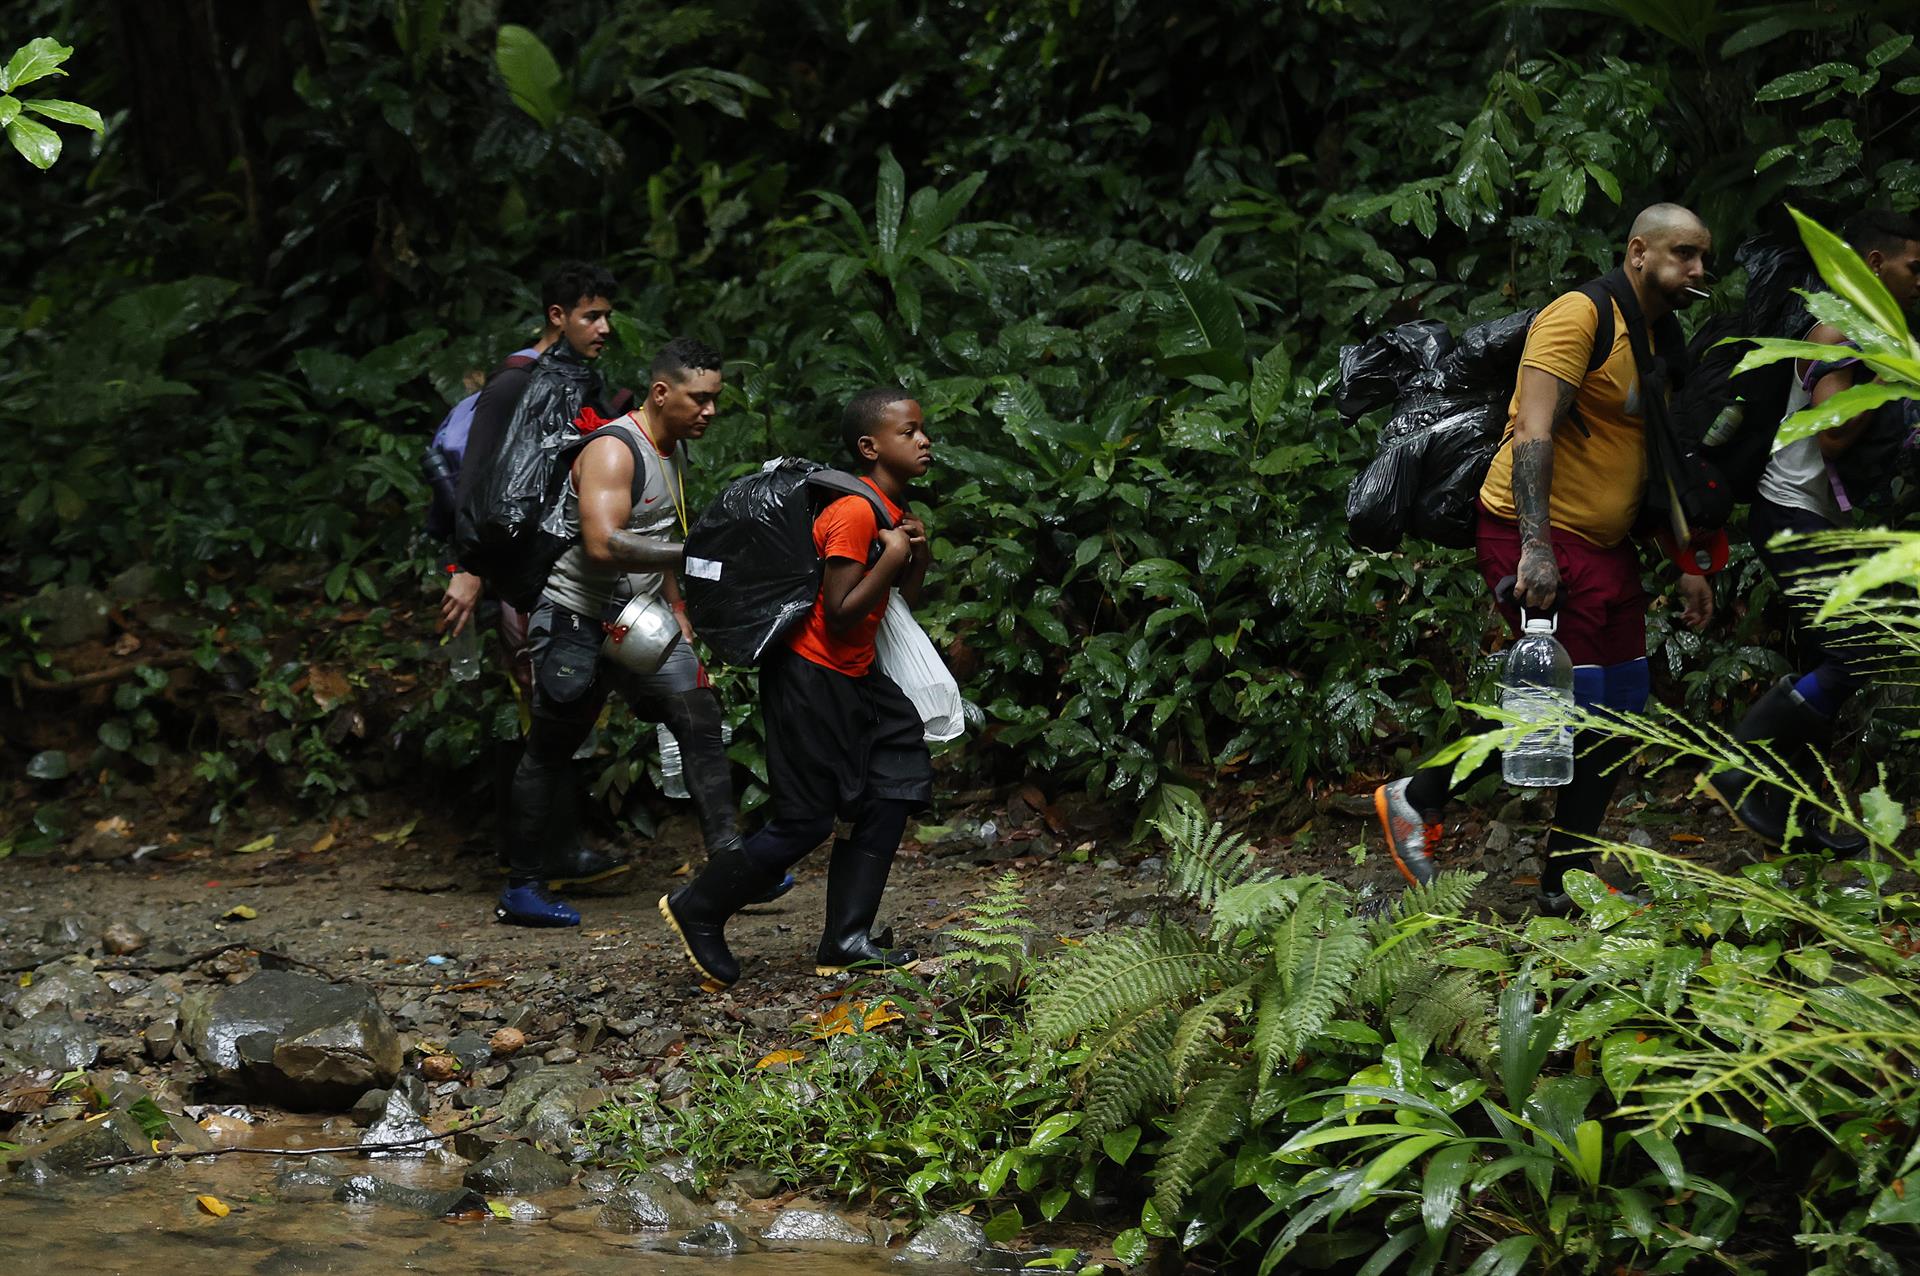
left=1683, top=286, right=1711, bottom=300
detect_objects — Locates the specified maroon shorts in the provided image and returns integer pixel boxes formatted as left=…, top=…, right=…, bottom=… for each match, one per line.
left=1474, top=505, right=1648, bottom=667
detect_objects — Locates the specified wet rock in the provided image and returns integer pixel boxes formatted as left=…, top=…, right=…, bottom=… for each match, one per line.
left=2, top=1011, right=100, bottom=1071
left=762, top=1207, right=871, bottom=1245
left=727, top=1168, right=781, bottom=1199
left=38, top=916, right=88, bottom=949
left=183, top=970, right=401, bottom=1107
left=10, top=960, right=106, bottom=1018
left=543, top=1045, right=579, bottom=1066
left=451, top=1122, right=510, bottom=1162
left=656, top=1067, right=692, bottom=1101
left=360, top=1089, right=439, bottom=1158
left=597, top=1171, right=704, bottom=1232
left=462, top=1141, right=574, bottom=1195
left=1485, top=820, right=1514, bottom=856
left=335, top=1172, right=487, bottom=1217
left=100, top=921, right=149, bottom=956
left=578, top=1170, right=620, bottom=1201
left=30, top=585, right=111, bottom=648
left=474, top=1063, right=511, bottom=1088
left=419, top=1054, right=459, bottom=1082
left=897, top=1213, right=992, bottom=1264
left=654, top=1156, right=698, bottom=1191
left=678, top=1220, right=749, bottom=1255
left=143, top=1013, right=179, bottom=1062
left=497, top=1064, right=594, bottom=1147
left=9, top=1109, right=147, bottom=1180
left=273, top=1165, right=341, bottom=1202
left=453, top=1086, right=502, bottom=1110
left=445, top=1031, right=492, bottom=1070
left=499, top=1199, right=547, bottom=1222
left=348, top=1088, right=390, bottom=1126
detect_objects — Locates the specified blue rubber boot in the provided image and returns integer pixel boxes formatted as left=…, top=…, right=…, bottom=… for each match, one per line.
left=750, top=873, right=796, bottom=905
left=495, top=883, right=581, bottom=928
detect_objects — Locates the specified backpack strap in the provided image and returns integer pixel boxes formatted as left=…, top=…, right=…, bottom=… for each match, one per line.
left=805, top=469, right=897, bottom=530
left=561, top=418, right=653, bottom=504
left=1574, top=279, right=1617, bottom=378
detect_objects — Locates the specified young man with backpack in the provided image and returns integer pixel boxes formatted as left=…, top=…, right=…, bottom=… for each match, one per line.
left=660, top=386, right=935, bottom=988
left=494, top=337, right=768, bottom=928
left=1702, top=210, right=1920, bottom=851
left=1374, top=204, right=1717, bottom=913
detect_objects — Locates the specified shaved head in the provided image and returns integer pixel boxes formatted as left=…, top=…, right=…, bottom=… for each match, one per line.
left=1629, top=203, right=1708, bottom=246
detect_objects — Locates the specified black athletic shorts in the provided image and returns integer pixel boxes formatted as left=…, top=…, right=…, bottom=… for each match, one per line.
left=761, top=647, right=933, bottom=823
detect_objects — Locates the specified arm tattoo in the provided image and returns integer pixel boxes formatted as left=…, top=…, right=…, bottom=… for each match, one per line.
left=603, top=530, right=684, bottom=572
left=1511, top=438, right=1554, bottom=550
left=1550, top=377, right=1579, bottom=424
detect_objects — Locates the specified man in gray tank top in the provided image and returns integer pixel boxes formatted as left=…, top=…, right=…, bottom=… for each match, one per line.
left=498, top=338, right=765, bottom=927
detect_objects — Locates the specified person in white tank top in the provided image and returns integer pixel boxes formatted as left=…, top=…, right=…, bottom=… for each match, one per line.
left=1704, top=209, right=1920, bottom=854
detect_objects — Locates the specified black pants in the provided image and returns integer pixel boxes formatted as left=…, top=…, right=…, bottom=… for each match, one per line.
left=504, top=601, right=735, bottom=883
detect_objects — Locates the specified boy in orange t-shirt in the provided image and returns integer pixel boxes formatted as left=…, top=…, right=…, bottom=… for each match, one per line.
left=661, top=387, right=935, bottom=988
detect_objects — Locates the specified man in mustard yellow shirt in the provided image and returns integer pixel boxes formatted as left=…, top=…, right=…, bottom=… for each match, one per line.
left=1376, top=204, right=1716, bottom=913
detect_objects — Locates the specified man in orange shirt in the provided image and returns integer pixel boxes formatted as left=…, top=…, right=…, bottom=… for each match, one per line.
left=661, top=387, right=935, bottom=988
left=1375, top=205, right=1716, bottom=913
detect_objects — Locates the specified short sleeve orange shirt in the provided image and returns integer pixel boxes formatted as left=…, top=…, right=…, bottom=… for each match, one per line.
left=784, top=478, right=902, bottom=677
left=1478, top=291, right=1648, bottom=547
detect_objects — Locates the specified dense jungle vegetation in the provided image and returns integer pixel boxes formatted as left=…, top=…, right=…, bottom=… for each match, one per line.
left=8, top=5, right=1920, bottom=1273
left=4, top=0, right=1918, bottom=836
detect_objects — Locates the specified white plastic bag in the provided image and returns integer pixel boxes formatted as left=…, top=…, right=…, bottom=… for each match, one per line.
left=873, top=590, right=965, bottom=743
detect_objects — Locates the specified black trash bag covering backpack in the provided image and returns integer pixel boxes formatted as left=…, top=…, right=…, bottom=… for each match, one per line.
left=1341, top=303, right=1607, bottom=551
left=1832, top=385, right=1920, bottom=514
left=1334, top=319, right=1453, bottom=419
left=452, top=346, right=605, bottom=611
left=1671, top=235, right=1819, bottom=501
left=682, top=459, right=895, bottom=668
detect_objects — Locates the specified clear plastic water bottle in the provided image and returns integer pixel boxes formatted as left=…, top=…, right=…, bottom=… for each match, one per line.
left=657, top=723, right=691, bottom=799
left=1501, top=614, right=1575, bottom=787
left=444, top=624, right=481, bottom=683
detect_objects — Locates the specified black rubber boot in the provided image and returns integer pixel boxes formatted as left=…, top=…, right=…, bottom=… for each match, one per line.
left=543, top=776, right=629, bottom=886
left=815, top=839, right=918, bottom=975
left=658, top=690, right=739, bottom=853
left=658, top=842, right=780, bottom=989
left=1703, top=678, right=1866, bottom=853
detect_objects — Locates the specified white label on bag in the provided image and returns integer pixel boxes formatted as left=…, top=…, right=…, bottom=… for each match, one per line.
left=685, top=557, right=723, bottom=581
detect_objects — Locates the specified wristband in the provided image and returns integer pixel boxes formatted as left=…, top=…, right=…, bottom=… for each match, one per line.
left=672, top=600, right=688, bottom=614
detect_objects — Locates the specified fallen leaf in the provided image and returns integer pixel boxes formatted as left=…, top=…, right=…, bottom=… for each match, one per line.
left=1669, top=833, right=1706, bottom=844
left=112, top=632, right=142, bottom=657
left=309, top=832, right=336, bottom=853
left=487, top=1199, right=513, bottom=1220
left=1056, top=935, right=1085, bottom=947
left=672, top=862, right=692, bottom=877
left=196, top=1194, right=230, bottom=1218
left=755, top=1049, right=805, bottom=1070
left=373, top=820, right=419, bottom=845
left=233, top=834, right=275, bottom=854
left=862, top=1000, right=903, bottom=1030
left=308, top=665, right=352, bottom=710
left=223, top=905, right=258, bottom=921
left=95, top=815, right=133, bottom=837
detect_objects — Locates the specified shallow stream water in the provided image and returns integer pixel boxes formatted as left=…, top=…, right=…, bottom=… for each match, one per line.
left=0, top=1117, right=915, bottom=1275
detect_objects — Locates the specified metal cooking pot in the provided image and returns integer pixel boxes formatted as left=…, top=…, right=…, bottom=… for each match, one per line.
left=601, top=593, right=683, bottom=674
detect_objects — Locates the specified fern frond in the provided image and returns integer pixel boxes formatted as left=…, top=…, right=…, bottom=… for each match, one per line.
left=1151, top=1071, right=1250, bottom=1216
left=1267, top=885, right=1371, bottom=1062
left=1170, top=979, right=1254, bottom=1088
left=1390, top=870, right=1483, bottom=927
left=1028, top=923, right=1230, bottom=1043
left=1157, top=812, right=1262, bottom=909
left=1391, top=969, right=1496, bottom=1067
left=945, top=870, right=1030, bottom=973
left=1210, top=874, right=1322, bottom=940
left=1080, top=1008, right=1177, bottom=1137
left=1358, top=869, right=1484, bottom=1008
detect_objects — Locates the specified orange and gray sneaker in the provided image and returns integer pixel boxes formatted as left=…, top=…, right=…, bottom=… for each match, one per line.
left=1374, top=777, right=1442, bottom=887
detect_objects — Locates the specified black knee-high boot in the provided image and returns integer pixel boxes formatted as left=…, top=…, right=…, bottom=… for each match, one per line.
left=1702, top=677, right=1865, bottom=854
left=656, top=689, right=739, bottom=854
left=660, top=817, right=827, bottom=989
left=816, top=800, right=918, bottom=975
